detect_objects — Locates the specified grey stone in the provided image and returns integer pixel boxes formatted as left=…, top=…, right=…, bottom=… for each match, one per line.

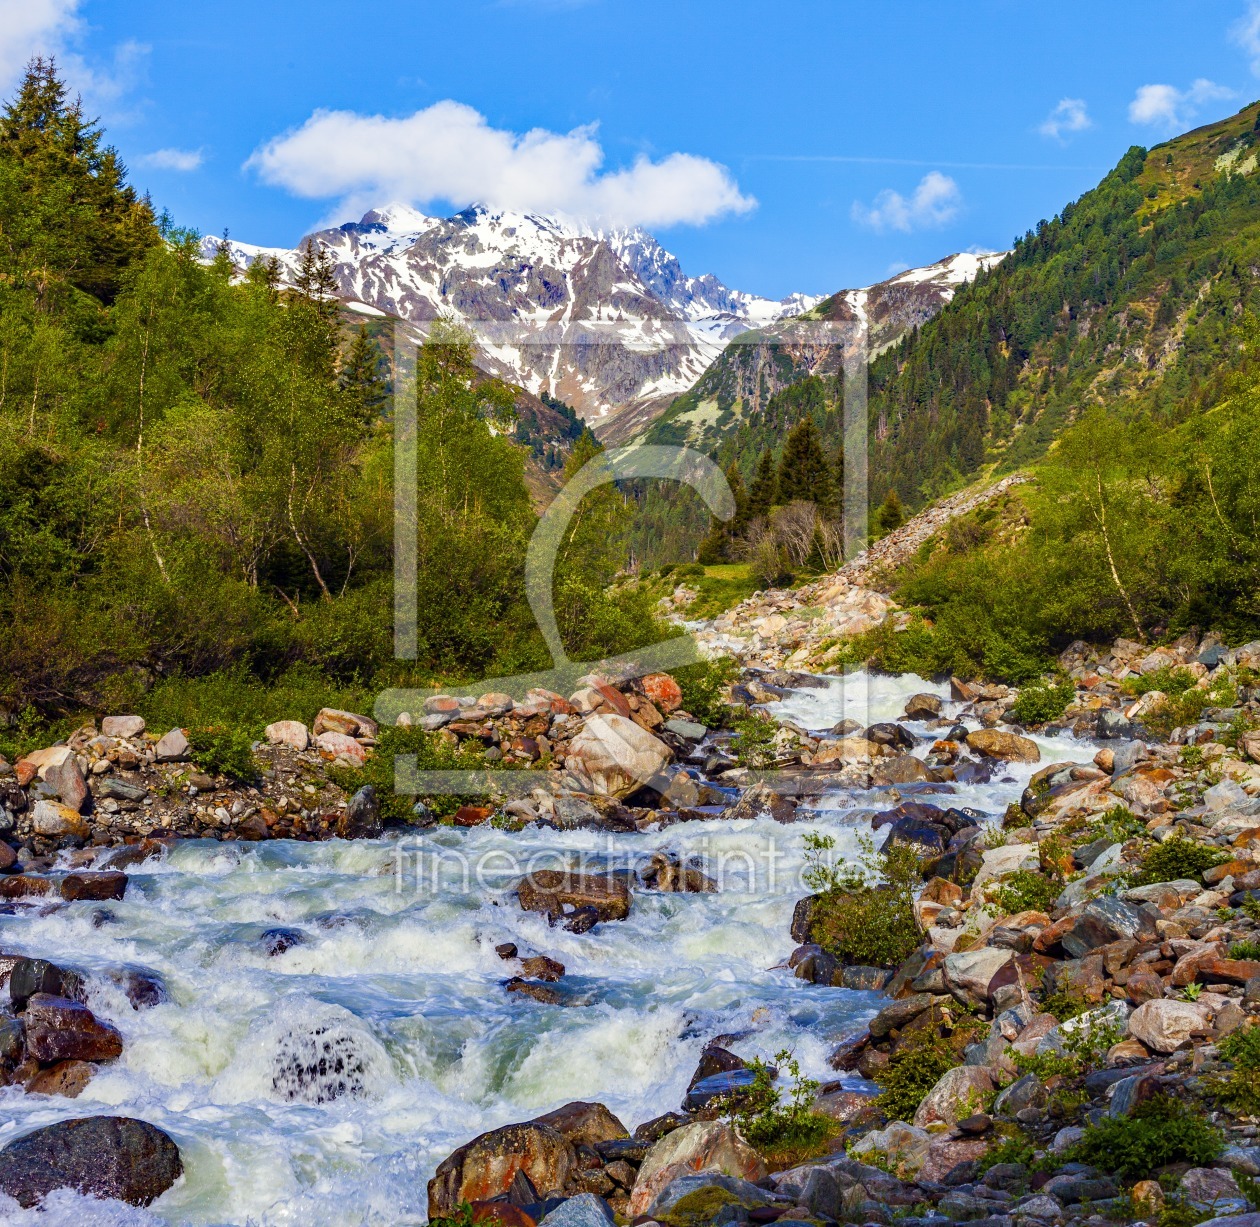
left=153, top=729, right=189, bottom=763
left=539, top=1193, right=616, bottom=1227
left=664, top=719, right=707, bottom=741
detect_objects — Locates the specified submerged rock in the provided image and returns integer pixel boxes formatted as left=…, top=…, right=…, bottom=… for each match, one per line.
left=0, top=1115, right=183, bottom=1207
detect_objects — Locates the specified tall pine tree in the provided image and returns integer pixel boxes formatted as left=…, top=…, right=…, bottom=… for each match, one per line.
left=776, top=417, right=834, bottom=510
left=747, top=448, right=778, bottom=520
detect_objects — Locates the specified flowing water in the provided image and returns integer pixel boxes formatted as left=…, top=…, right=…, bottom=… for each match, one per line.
left=0, top=672, right=1091, bottom=1226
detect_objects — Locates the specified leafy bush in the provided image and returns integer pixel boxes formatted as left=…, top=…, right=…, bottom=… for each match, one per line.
left=988, top=869, right=1061, bottom=915
left=1230, top=941, right=1260, bottom=961
left=187, top=726, right=258, bottom=782
left=723, top=1050, right=837, bottom=1162
left=674, top=657, right=737, bottom=728
left=873, top=1023, right=982, bottom=1122
left=332, top=725, right=489, bottom=821
left=1068, top=1094, right=1223, bottom=1180
left=1009, top=678, right=1076, bottom=726
left=731, top=711, right=779, bottom=768
left=427, top=1205, right=475, bottom=1227
left=1130, top=836, right=1226, bottom=886
left=1123, top=666, right=1199, bottom=698
left=1212, top=1024, right=1260, bottom=1115
left=804, top=834, right=923, bottom=967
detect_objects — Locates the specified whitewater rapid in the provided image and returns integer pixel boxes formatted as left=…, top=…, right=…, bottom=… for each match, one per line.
left=0, top=672, right=1090, bottom=1226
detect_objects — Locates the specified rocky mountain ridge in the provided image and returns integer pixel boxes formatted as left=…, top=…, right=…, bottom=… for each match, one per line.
left=639, top=251, right=1006, bottom=451
left=204, top=204, right=818, bottom=436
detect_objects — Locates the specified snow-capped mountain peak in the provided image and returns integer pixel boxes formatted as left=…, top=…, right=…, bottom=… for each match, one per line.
left=202, top=204, right=819, bottom=432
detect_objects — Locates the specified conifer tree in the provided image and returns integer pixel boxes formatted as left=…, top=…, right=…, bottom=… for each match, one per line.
left=777, top=417, right=834, bottom=510
left=748, top=448, right=778, bottom=519
left=874, top=488, right=906, bottom=535
left=0, top=57, right=156, bottom=303
left=340, top=324, right=388, bottom=428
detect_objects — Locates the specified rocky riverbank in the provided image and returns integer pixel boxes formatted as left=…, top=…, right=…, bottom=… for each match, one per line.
left=2, top=603, right=1260, bottom=1220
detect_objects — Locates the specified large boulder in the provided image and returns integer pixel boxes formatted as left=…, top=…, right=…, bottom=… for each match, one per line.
left=314, top=731, right=367, bottom=767
left=264, top=720, right=309, bottom=752
left=1127, top=999, right=1213, bottom=1053
left=153, top=729, right=190, bottom=763
left=628, top=1121, right=767, bottom=1217
left=1058, top=897, right=1158, bottom=958
left=970, top=843, right=1040, bottom=894
left=533, top=1102, right=629, bottom=1149
left=943, top=947, right=1016, bottom=1009
left=913, top=1066, right=996, bottom=1128
left=30, top=799, right=89, bottom=840
left=428, top=1122, right=576, bottom=1219
left=313, top=708, right=378, bottom=738
left=639, top=674, right=684, bottom=714
left=45, top=756, right=90, bottom=812
left=538, top=1192, right=617, bottom=1227
left=60, top=871, right=128, bottom=902
left=336, top=786, right=382, bottom=840
left=966, top=730, right=1041, bottom=763
left=0, top=1116, right=183, bottom=1207
left=518, top=870, right=631, bottom=923
left=101, top=715, right=146, bottom=739
left=24, top=994, right=123, bottom=1063
left=849, top=1122, right=931, bottom=1176
left=565, top=715, right=671, bottom=798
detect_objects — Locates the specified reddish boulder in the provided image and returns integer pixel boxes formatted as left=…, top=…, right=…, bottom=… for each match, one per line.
left=427, top=1122, right=576, bottom=1219
left=24, top=994, right=123, bottom=1063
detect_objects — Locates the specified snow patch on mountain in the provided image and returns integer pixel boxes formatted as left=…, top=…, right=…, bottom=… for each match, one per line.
left=202, top=204, right=817, bottom=430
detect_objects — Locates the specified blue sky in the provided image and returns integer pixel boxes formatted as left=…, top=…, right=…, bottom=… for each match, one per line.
left=5, top=0, right=1260, bottom=298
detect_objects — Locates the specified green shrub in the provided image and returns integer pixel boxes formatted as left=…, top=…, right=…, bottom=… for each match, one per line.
left=675, top=563, right=706, bottom=579
left=731, top=711, right=779, bottom=768
left=331, top=725, right=490, bottom=821
left=428, top=1204, right=475, bottom=1227
left=723, top=1050, right=837, bottom=1161
left=674, top=657, right=737, bottom=728
left=187, top=726, right=258, bottom=782
left=1123, top=666, right=1199, bottom=698
left=1131, top=836, right=1226, bottom=886
left=1212, top=1024, right=1260, bottom=1115
left=1010, top=678, right=1076, bottom=726
left=1230, top=941, right=1260, bottom=961
left=988, top=869, right=1061, bottom=915
left=1067, top=1094, right=1223, bottom=1180
left=804, top=834, right=923, bottom=967
left=873, top=1024, right=982, bottom=1122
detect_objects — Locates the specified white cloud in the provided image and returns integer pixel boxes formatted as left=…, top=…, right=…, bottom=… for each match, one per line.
left=246, top=100, right=755, bottom=229
left=138, top=146, right=203, bottom=172
left=0, top=0, right=81, bottom=93
left=850, top=171, right=961, bottom=233
left=1232, top=1, right=1260, bottom=75
left=1128, top=79, right=1235, bottom=130
left=1038, top=98, right=1091, bottom=141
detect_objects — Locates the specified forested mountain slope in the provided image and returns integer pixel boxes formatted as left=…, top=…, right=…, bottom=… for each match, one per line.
left=868, top=99, right=1260, bottom=506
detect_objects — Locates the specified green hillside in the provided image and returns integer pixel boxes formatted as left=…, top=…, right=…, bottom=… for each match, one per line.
left=870, top=100, right=1260, bottom=504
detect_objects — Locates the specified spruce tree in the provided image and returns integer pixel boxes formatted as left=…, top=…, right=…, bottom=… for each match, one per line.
left=748, top=448, right=778, bottom=519
left=0, top=57, right=156, bottom=302
left=874, top=488, right=906, bottom=535
left=340, top=324, right=388, bottom=428
left=776, top=417, right=835, bottom=510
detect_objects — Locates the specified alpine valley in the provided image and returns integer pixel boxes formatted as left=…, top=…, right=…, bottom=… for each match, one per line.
left=5, top=50, right=1260, bottom=1227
